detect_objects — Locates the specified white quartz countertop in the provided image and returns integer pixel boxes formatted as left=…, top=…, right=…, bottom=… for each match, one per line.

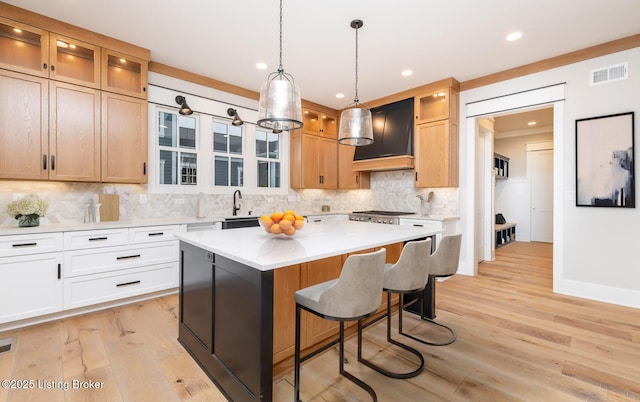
left=175, top=220, right=442, bottom=271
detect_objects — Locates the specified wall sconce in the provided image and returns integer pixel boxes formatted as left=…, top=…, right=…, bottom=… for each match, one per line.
left=175, top=95, right=193, bottom=115
left=227, top=108, right=244, bottom=126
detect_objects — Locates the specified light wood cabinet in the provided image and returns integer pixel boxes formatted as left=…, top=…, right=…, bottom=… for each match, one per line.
left=415, top=120, right=459, bottom=187
left=290, top=132, right=337, bottom=189
left=273, top=264, right=303, bottom=363
left=101, top=92, right=148, bottom=183
left=338, top=143, right=370, bottom=189
left=0, top=69, right=48, bottom=180
left=0, top=70, right=101, bottom=181
left=101, top=48, right=148, bottom=99
left=302, top=107, right=337, bottom=139
left=0, top=17, right=101, bottom=88
left=49, top=81, right=101, bottom=181
left=414, top=79, right=460, bottom=188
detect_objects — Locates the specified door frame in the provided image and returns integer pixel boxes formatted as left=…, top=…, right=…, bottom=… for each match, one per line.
left=527, top=141, right=554, bottom=242
left=462, top=83, right=565, bottom=294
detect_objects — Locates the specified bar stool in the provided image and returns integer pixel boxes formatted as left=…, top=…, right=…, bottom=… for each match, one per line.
left=399, top=234, right=462, bottom=346
left=294, top=248, right=386, bottom=402
left=356, top=238, right=432, bottom=379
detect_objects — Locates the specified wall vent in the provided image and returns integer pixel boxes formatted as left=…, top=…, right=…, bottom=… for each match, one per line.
left=0, top=337, right=15, bottom=355
left=590, top=62, right=628, bottom=85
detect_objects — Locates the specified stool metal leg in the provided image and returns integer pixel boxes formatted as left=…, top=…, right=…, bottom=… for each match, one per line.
left=339, top=321, right=378, bottom=402
left=294, top=304, right=302, bottom=402
left=399, top=291, right=457, bottom=346
left=357, top=293, right=425, bottom=379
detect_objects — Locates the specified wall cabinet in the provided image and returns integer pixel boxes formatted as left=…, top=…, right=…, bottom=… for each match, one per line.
left=338, top=143, right=370, bottom=189
left=413, top=79, right=460, bottom=188
left=0, top=14, right=149, bottom=183
left=290, top=132, right=337, bottom=189
left=302, top=107, right=337, bottom=139
left=101, top=92, right=148, bottom=183
left=0, top=232, right=64, bottom=324
left=414, top=120, right=459, bottom=187
left=494, top=153, right=510, bottom=179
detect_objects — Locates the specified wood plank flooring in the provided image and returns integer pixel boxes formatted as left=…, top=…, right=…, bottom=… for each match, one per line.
left=1, top=241, right=639, bottom=401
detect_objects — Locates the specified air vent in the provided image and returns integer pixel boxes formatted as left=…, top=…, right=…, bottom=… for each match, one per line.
left=0, top=337, right=15, bottom=355
left=590, top=62, right=628, bottom=85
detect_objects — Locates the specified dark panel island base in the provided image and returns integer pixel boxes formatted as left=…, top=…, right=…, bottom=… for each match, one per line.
left=179, top=242, right=274, bottom=402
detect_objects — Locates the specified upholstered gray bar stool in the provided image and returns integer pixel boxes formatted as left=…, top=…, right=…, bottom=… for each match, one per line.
left=294, top=248, right=386, bottom=402
left=399, top=234, right=462, bottom=346
left=357, top=238, right=432, bottom=379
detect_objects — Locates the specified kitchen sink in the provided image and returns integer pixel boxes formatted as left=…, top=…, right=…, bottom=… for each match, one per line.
left=221, top=216, right=260, bottom=230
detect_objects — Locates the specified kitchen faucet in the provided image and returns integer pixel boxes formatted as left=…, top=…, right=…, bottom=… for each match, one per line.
left=233, top=189, right=242, bottom=216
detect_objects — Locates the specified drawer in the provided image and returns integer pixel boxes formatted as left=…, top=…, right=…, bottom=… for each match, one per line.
left=64, top=262, right=178, bottom=310
left=129, top=225, right=180, bottom=244
left=64, top=240, right=178, bottom=277
left=0, top=232, right=63, bottom=257
left=64, top=228, right=129, bottom=250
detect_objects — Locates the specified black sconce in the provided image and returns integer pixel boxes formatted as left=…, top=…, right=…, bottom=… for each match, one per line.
left=175, top=95, right=193, bottom=115
left=227, top=108, right=244, bottom=126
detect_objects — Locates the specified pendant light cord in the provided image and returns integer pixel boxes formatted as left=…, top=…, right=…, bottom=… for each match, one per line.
left=278, top=0, right=284, bottom=73
left=354, top=24, right=359, bottom=104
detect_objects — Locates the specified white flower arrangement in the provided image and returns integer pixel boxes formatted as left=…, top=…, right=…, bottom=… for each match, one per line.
left=6, top=194, right=48, bottom=220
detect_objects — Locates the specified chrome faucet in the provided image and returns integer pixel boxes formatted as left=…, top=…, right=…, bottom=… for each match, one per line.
left=233, top=189, right=242, bottom=216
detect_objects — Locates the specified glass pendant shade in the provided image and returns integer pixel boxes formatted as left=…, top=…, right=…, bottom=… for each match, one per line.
left=338, top=105, right=373, bottom=145
left=257, top=70, right=303, bottom=133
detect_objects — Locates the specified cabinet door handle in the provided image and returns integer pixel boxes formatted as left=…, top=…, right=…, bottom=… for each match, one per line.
left=43, top=63, right=47, bottom=70
left=143, top=162, right=146, bottom=175
left=50, top=64, right=55, bottom=71
left=148, top=232, right=164, bottom=237
left=12, top=242, right=37, bottom=248
left=116, top=254, right=141, bottom=260
left=43, top=154, right=47, bottom=170
left=116, top=280, right=141, bottom=287
left=412, top=224, right=424, bottom=227
left=356, top=176, right=359, bottom=184
left=415, top=172, right=418, bottom=181
left=51, top=155, right=55, bottom=170
left=57, top=263, right=61, bottom=279
left=88, top=237, right=108, bottom=241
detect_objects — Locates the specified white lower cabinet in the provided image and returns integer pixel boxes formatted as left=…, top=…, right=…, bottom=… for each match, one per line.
left=64, top=262, right=177, bottom=309
left=0, top=224, right=179, bottom=327
left=0, top=251, right=63, bottom=324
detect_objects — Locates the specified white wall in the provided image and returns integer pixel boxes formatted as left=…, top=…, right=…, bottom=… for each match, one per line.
left=459, top=47, right=640, bottom=309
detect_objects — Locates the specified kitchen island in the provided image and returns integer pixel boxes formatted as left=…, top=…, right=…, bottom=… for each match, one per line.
left=175, top=221, right=440, bottom=402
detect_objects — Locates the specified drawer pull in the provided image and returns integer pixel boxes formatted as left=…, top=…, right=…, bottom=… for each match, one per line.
left=412, top=224, right=424, bottom=227
left=88, top=237, right=108, bottom=241
left=148, top=232, right=164, bottom=237
left=12, top=242, right=37, bottom=248
left=116, top=254, right=141, bottom=260
left=116, top=280, right=141, bottom=287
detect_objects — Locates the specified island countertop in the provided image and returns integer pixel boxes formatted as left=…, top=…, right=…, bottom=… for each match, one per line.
left=175, top=220, right=442, bottom=271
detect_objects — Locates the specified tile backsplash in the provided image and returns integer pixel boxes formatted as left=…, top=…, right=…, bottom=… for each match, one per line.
left=0, top=170, right=458, bottom=226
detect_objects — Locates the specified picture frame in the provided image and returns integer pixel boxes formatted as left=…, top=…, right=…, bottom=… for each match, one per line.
left=575, top=111, right=635, bottom=207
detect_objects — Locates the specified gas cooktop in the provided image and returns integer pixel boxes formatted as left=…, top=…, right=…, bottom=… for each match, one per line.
left=351, top=210, right=413, bottom=216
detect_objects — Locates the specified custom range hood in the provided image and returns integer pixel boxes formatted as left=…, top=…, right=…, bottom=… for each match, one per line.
left=351, top=97, right=415, bottom=171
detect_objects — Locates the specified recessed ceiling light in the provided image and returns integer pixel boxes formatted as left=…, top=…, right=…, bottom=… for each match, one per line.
left=256, top=62, right=267, bottom=70
left=506, top=32, right=523, bottom=42
left=336, top=93, right=345, bottom=99
left=527, top=121, right=537, bottom=126
left=401, top=70, right=413, bottom=77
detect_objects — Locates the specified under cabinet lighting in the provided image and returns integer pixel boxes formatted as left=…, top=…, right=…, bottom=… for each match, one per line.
left=119, top=58, right=127, bottom=64
left=528, top=121, right=537, bottom=126
left=56, top=40, right=69, bottom=48
left=13, top=28, right=22, bottom=33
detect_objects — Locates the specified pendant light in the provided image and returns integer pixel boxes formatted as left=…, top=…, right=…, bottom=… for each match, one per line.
left=338, top=19, right=373, bottom=146
left=256, top=0, right=303, bottom=134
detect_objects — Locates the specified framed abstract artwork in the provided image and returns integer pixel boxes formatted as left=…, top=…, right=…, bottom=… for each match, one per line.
left=575, top=111, right=635, bottom=207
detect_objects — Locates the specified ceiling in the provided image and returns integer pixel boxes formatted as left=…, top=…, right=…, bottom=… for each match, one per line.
left=494, top=108, right=554, bottom=138
left=4, top=0, right=640, bottom=110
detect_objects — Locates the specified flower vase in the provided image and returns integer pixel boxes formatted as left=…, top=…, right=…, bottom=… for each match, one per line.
left=18, top=215, right=40, bottom=227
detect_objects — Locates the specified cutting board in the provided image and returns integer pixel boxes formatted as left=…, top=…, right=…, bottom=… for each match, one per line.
left=99, top=194, right=120, bottom=221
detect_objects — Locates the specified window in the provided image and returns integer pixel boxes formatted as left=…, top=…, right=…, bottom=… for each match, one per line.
left=256, top=129, right=281, bottom=188
left=213, top=121, right=243, bottom=187
left=158, top=111, right=198, bottom=185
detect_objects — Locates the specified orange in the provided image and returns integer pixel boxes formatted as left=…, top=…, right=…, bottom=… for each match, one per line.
left=270, top=223, right=283, bottom=234
left=270, top=211, right=284, bottom=222
left=278, top=219, right=292, bottom=231
left=293, top=219, right=305, bottom=230
left=294, top=215, right=304, bottom=221
left=260, top=215, right=273, bottom=227
left=282, top=214, right=295, bottom=222
left=283, top=209, right=296, bottom=217
left=283, top=226, right=296, bottom=236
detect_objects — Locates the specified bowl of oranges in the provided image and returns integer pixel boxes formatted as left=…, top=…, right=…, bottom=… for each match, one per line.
left=259, top=210, right=305, bottom=237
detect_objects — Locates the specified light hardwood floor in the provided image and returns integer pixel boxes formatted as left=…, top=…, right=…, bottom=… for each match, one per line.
left=1, top=241, right=639, bottom=401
